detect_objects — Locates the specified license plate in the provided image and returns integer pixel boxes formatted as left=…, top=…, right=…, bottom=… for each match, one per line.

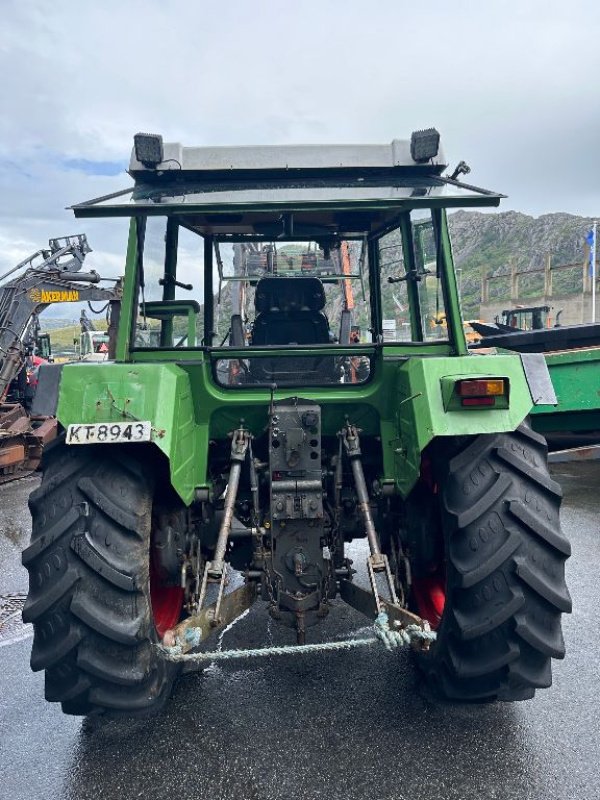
left=66, top=421, right=152, bottom=445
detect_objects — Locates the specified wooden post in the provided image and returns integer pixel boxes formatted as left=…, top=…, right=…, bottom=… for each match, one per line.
left=545, top=253, right=552, bottom=298
left=510, top=258, right=518, bottom=300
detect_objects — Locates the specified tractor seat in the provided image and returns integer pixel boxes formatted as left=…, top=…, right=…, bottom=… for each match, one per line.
left=249, top=277, right=338, bottom=383
left=250, top=277, right=330, bottom=346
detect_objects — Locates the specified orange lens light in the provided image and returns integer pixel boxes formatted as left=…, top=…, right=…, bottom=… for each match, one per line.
left=485, top=380, right=506, bottom=396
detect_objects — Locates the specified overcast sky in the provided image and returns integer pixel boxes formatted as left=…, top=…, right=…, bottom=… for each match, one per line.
left=1, top=0, right=599, bottom=286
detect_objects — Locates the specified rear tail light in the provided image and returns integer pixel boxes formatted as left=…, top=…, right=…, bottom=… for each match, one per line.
left=456, top=378, right=507, bottom=407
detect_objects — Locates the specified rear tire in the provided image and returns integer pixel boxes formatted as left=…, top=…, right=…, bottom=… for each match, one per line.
left=408, top=421, right=571, bottom=702
left=22, top=443, right=183, bottom=715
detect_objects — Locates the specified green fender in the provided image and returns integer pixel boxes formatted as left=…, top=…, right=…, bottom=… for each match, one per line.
left=56, top=362, right=204, bottom=505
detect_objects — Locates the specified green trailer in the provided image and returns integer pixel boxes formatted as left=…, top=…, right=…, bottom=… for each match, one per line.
left=23, top=131, right=571, bottom=715
left=532, top=347, right=600, bottom=448
left=473, top=327, right=600, bottom=448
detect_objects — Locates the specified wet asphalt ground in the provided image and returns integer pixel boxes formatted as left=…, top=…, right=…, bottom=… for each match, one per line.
left=1, top=463, right=599, bottom=800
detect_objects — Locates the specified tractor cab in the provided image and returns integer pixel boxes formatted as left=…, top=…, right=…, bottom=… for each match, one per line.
left=498, top=305, right=553, bottom=331
left=71, top=130, right=506, bottom=384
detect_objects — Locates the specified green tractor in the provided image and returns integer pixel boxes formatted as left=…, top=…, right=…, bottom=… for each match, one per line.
left=23, top=130, right=571, bottom=715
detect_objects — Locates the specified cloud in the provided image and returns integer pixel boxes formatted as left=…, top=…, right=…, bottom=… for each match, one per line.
left=1, top=0, right=599, bottom=292
left=61, top=159, right=126, bottom=177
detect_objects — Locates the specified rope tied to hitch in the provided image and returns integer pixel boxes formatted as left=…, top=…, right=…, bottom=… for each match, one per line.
left=373, top=612, right=437, bottom=651
left=158, top=611, right=436, bottom=663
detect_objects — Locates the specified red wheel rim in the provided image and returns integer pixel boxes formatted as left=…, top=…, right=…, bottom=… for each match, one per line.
left=150, top=555, right=184, bottom=638
left=410, top=454, right=445, bottom=630
left=412, top=573, right=445, bottom=630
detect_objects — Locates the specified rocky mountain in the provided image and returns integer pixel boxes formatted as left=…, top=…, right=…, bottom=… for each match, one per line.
left=448, top=210, right=594, bottom=316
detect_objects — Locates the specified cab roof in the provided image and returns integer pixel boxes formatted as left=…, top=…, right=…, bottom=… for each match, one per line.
left=71, top=135, right=505, bottom=238
left=128, top=138, right=448, bottom=175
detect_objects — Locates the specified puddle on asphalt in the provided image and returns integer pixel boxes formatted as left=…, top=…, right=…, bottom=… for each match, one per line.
left=0, top=593, right=32, bottom=647
left=0, top=474, right=37, bottom=548
left=1, top=519, right=26, bottom=547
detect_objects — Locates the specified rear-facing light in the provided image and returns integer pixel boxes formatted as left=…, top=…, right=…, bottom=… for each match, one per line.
left=461, top=396, right=495, bottom=407
left=457, top=379, right=506, bottom=397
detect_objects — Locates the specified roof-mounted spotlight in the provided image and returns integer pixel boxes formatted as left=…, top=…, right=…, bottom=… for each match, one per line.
left=134, top=133, right=164, bottom=168
left=410, top=128, right=440, bottom=163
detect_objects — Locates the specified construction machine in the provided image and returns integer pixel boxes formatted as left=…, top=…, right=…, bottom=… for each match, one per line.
left=0, top=235, right=121, bottom=479
left=470, top=305, right=558, bottom=339
left=23, top=131, right=570, bottom=715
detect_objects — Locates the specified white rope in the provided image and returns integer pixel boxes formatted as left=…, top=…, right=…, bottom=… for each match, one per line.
left=157, top=611, right=436, bottom=663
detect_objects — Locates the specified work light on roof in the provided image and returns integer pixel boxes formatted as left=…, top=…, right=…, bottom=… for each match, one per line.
left=134, top=133, right=164, bottom=168
left=410, top=128, right=440, bottom=163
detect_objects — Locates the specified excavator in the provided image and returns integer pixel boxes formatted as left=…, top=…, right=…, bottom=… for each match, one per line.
left=0, top=235, right=121, bottom=481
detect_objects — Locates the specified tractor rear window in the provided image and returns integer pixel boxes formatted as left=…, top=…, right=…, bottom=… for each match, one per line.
left=213, top=240, right=369, bottom=349
left=210, top=239, right=373, bottom=386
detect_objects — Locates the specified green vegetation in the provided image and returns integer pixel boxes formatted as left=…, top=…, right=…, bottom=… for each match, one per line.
left=41, top=320, right=108, bottom=353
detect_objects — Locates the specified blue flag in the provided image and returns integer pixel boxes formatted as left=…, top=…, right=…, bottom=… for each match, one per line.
left=585, top=229, right=595, bottom=277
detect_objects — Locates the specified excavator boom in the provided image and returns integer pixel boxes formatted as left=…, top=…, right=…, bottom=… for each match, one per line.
left=0, top=235, right=121, bottom=481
